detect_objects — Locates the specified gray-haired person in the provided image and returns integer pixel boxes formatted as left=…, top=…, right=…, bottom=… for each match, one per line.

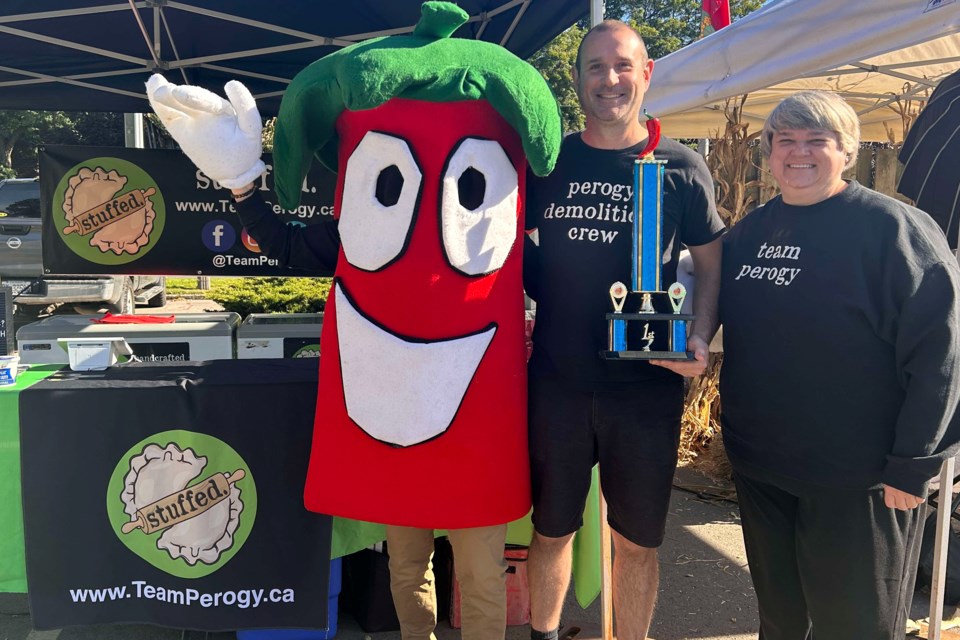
left=720, top=90, right=960, bottom=639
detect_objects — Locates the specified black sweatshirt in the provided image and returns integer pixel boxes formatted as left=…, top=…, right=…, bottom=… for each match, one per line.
left=719, top=181, right=960, bottom=496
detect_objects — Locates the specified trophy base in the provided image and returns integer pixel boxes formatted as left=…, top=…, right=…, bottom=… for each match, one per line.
left=600, top=350, right=695, bottom=361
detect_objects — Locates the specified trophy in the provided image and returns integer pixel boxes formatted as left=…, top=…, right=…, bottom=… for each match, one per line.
left=602, top=116, right=694, bottom=361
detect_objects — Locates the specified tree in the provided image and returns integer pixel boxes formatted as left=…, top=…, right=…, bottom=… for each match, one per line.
left=605, top=0, right=762, bottom=59
left=70, top=112, right=125, bottom=148
left=529, top=0, right=762, bottom=133
left=0, top=111, right=73, bottom=177
left=144, top=112, right=275, bottom=153
left=0, top=110, right=125, bottom=178
left=528, top=25, right=587, bottom=134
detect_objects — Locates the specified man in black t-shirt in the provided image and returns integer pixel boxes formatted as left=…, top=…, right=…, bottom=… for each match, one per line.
left=524, top=21, right=724, bottom=640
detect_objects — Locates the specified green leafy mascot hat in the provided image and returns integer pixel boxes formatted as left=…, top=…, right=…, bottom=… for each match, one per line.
left=273, top=1, right=562, bottom=210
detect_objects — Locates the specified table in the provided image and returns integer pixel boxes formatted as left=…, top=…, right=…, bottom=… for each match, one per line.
left=2, top=360, right=601, bottom=615
left=17, top=359, right=333, bottom=630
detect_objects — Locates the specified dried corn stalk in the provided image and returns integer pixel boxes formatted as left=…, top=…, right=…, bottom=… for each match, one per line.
left=888, top=81, right=930, bottom=144
left=678, top=96, right=760, bottom=478
left=679, top=353, right=723, bottom=465
left=705, top=95, right=762, bottom=227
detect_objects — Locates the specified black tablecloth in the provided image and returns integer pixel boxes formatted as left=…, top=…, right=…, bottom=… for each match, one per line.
left=19, top=358, right=331, bottom=631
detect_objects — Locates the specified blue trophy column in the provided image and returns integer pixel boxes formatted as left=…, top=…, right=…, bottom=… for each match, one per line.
left=611, top=318, right=626, bottom=351
left=672, top=321, right=687, bottom=352
left=633, top=158, right=664, bottom=293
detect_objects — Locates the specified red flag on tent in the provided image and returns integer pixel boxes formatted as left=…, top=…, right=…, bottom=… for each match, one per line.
left=702, top=0, right=731, bottom=33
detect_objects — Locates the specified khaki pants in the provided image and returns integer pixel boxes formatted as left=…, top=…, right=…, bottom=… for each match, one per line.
left=385, top=524, right=507, bottom=640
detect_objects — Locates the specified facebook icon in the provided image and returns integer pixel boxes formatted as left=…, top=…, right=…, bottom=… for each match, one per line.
left=201, top=220, right=236, bottom=252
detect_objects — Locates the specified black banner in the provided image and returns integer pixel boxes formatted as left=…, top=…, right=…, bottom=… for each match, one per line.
left=39, top=145, right=337, bottom=276
left=284, top=337, right=322, bottom=359
left=19, top=358, right=331, bottom=631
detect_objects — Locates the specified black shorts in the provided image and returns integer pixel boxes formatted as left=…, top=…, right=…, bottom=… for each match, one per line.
left=528, top=374, right=683, bottom=548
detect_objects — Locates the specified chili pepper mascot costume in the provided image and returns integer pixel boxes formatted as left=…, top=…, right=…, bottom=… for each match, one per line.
left=146, top=2, right=561, bottom=529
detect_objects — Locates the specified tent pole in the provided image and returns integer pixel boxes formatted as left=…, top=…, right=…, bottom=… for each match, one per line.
left=591, top=0, right=603, bottom=26
left=928, top=456, right=956, bottom=640
left=593, top=9, right=613, bottom=640
left=124, top=113, right=144, bottom=149
left=587, top=0, right=615, bottom=633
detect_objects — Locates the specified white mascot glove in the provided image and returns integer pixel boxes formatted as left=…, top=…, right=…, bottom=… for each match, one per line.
left=145, top=74, right=266, bottom=189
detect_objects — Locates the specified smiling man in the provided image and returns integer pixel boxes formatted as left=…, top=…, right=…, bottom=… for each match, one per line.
left=522, top=21, right=725, bottom=640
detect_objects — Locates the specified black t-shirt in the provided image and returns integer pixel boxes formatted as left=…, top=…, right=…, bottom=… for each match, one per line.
left=525, top=133, right=725, bottom=390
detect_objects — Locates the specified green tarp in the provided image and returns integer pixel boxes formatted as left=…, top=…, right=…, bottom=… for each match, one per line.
left=0, top=365, right=61, bottom=593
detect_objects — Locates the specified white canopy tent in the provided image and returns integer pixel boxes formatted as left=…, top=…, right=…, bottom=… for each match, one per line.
left=643, top=0, right=960, bottom=142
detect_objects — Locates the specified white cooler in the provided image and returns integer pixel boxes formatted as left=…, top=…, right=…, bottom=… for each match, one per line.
left=15, top=312, right=240, bottom=364
left=236, top=313, right=323, bottom=359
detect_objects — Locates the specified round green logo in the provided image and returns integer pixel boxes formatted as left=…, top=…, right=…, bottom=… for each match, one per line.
left=107, top=430, right=257, bottom=579
left=292, top=344, right=321, bottom=358
left=52, top=158, right=166, bottom=265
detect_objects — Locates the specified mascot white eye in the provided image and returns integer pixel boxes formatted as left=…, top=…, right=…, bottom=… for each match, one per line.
left=339, top=131, right=423, bottom=271
left=440, top=138, right=518, bottom=276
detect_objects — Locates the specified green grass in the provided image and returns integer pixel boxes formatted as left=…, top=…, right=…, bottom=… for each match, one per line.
left=166, top=277, right=332, bottom=315
left=165, top=277, right=203, bottom=294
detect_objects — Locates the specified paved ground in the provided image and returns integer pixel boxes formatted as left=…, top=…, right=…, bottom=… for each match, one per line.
left=1, top=467, right=759, bottom=640
left=0, top=297, right=946, bottom=639
left=140, top=296, right=227, bottom=314
left=0, top=455, right=947, bottom=640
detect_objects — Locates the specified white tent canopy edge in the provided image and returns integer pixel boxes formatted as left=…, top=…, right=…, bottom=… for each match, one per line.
left=643, top=0, right=960, bottom=142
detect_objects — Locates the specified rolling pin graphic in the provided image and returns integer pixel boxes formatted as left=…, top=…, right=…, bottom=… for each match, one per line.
left=121, top=470, right=245, bottom=535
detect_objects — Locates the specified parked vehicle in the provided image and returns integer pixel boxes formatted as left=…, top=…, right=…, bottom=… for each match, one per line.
left=0, top=177, right=166, bottom=318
